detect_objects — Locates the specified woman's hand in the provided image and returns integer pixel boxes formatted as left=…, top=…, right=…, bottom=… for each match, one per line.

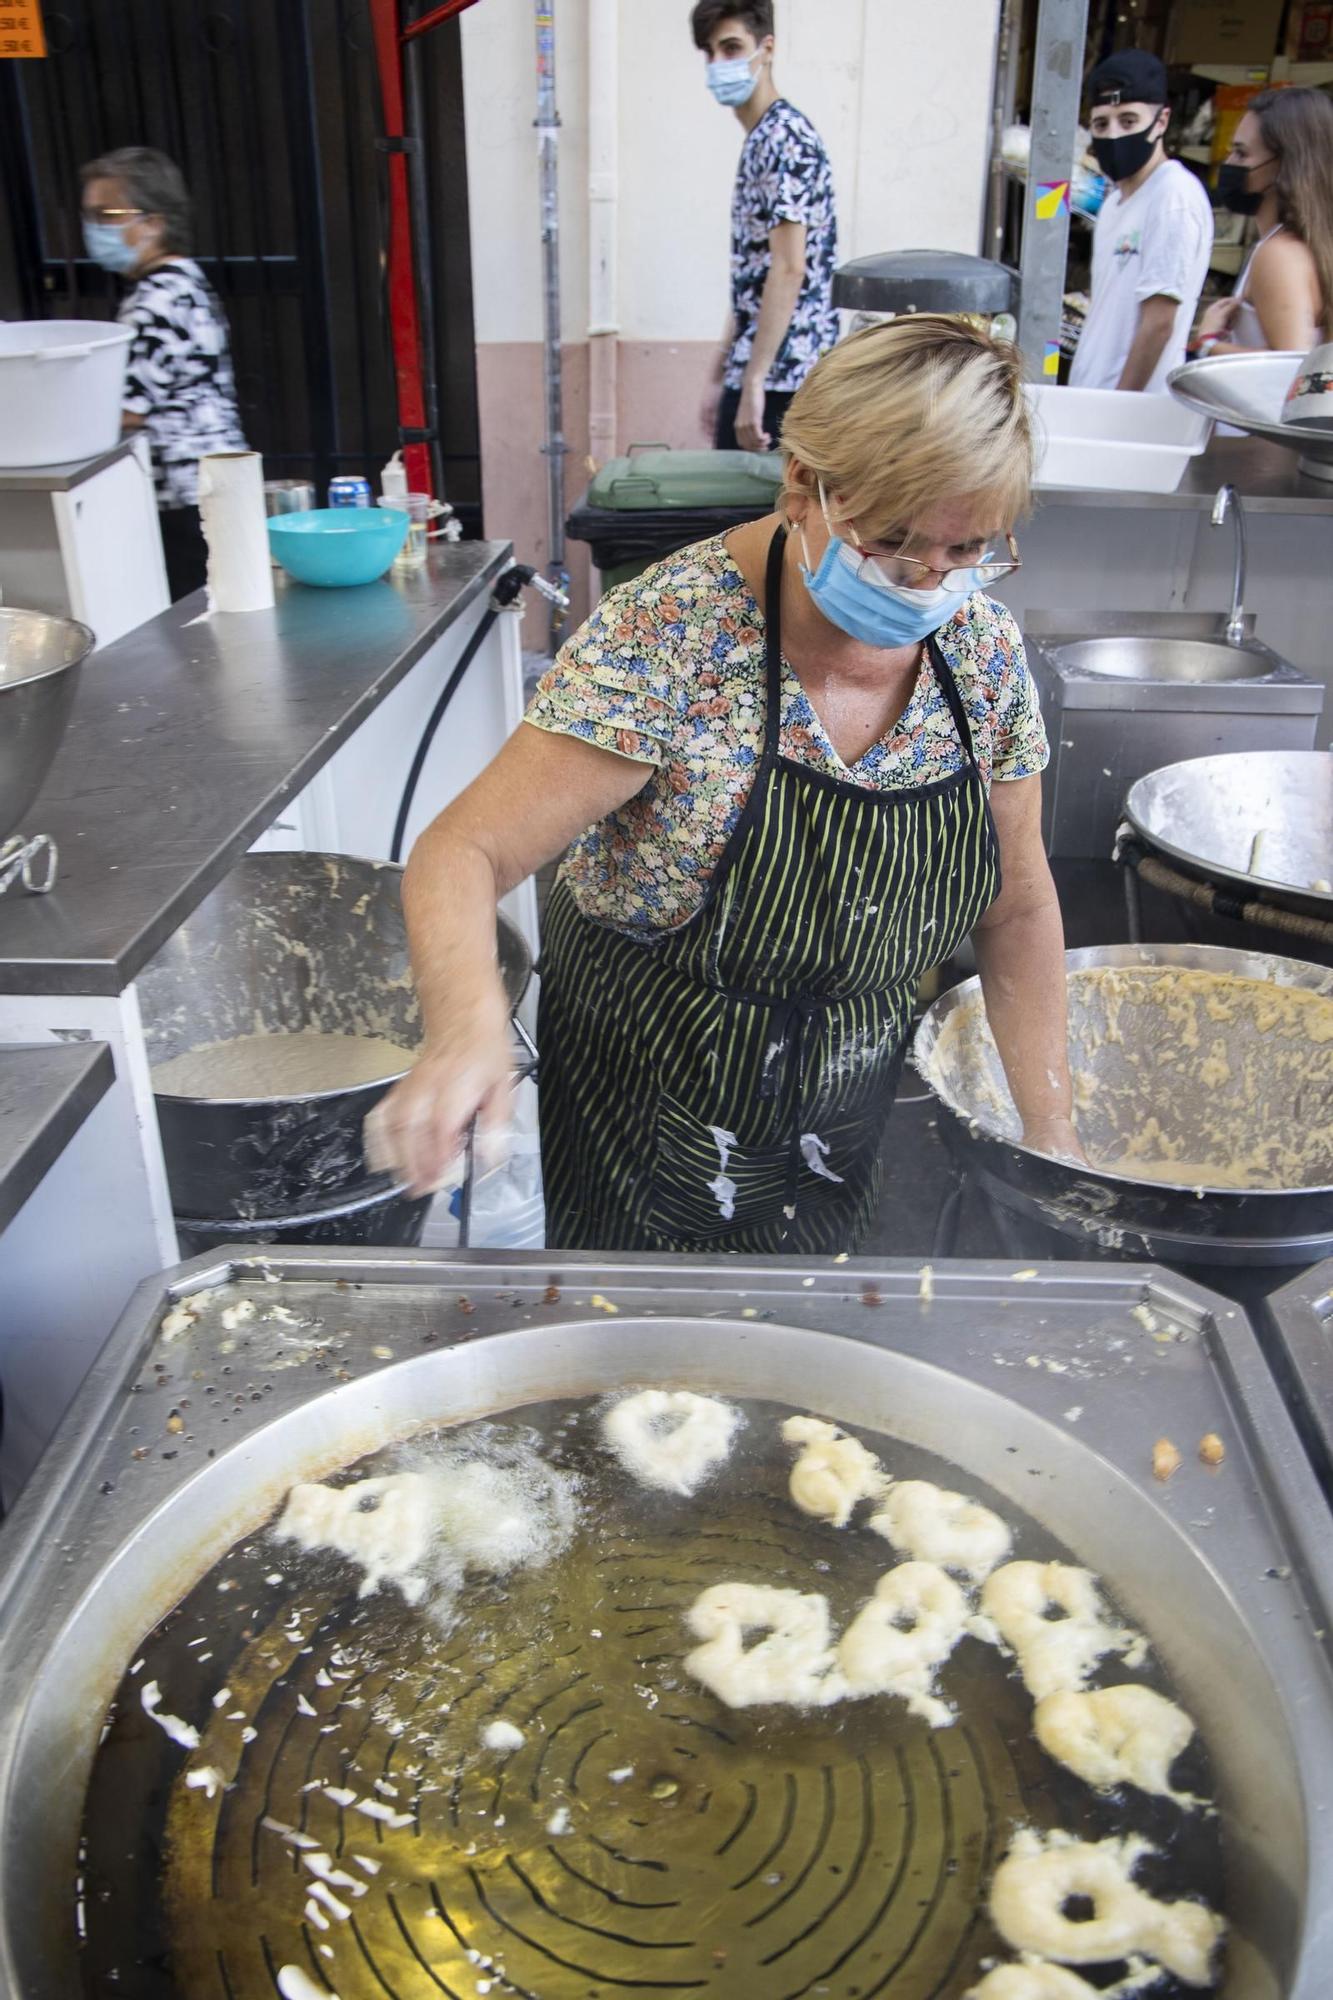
left=364, top=987, right=513, bottom=1196
left=1196, top=295, right=1240, bottom=343
left=1021, top=1114, right=1089, bottom=1166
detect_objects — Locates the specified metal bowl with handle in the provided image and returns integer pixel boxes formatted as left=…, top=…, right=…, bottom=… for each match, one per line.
left=0, top=605, right=94, bottom=843
left=1125, top=750, right=1333, bottom=924
left=915, top=941, right=1333, bottom=1266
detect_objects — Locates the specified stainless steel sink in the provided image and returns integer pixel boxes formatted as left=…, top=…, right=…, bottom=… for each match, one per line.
left=1021, top=611, right=1324, bottom=861
left=1051, top=634, right=1278, bottom=684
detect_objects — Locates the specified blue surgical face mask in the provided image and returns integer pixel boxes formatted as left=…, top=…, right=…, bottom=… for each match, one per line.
left=707, top=52, right=760, bottom=107
left=83, top=219, right=140, bottom=274
left=798, top=492, right=979, bottom=648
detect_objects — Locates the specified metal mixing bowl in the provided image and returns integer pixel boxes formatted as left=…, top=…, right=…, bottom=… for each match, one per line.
left=0, top=605, right=95, bottom=841
left=915, top=942, right=1333, bottom=1265
left=1125, top=750, right=1333, bottom=922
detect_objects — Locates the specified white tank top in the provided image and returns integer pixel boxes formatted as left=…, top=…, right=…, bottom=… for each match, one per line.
left=1231, top=225, right=1325, bottom=350
left=1229, top=226, right=1284, bottom=349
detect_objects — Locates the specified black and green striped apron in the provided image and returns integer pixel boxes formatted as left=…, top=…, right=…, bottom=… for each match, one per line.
left=537, top=525, right=1001, bottom=1254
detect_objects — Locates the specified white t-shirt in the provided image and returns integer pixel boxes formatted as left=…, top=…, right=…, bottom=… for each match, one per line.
left=1069, top=159, right=1214, bottom=394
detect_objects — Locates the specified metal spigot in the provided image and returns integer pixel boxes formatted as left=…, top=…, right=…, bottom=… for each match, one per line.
left=1210, top=484, right=1248, bottom=647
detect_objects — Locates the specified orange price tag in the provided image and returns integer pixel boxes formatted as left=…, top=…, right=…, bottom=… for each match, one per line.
left=0, top=1, right=46, bottom=57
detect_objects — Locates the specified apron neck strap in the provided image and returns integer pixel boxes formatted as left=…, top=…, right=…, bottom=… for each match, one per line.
left=763, top=524, right=788, bottom=761
left=925, top=631, right=981, bottom=773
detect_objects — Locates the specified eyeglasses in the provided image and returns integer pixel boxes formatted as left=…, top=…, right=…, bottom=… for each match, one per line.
left=81, top=205, right=144, bottom=224
left=818, top=481, right=1021, bottom=591
left=845, top=531, right=1022, bottom=592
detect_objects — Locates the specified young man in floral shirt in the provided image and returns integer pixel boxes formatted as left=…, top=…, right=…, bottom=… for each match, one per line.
left=692, top=2, right=839, bottom=452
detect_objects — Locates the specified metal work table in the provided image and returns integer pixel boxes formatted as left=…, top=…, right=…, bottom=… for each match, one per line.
left=0, top=439, right=137, bottom=494
left=0, top=1041, right=112, bottom=1237
left=0, top=538, right=510, bottom=997
left=0, top=540, right=531, bottom=1500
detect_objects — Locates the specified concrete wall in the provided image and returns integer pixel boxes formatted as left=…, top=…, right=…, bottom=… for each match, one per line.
left=460, top=0, right=1001, bottom=644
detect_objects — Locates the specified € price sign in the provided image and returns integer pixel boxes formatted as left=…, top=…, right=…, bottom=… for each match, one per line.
left=0, top=2, right=46, bottom=57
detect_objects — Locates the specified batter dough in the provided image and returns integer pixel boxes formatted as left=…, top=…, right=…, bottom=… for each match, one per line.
left=989, top=1828, right=1225, bottom=1986
left=601, top=1391, right=741, bottom=1497
left=781, top=1415, right=887, bottom=1526
left=273, top=1439, right=577, bottom=1612
left=684, top=1583, right=844, bottom=1708
left=922, top=963, right=1333, bottom=1192
left=868, top=1478, right=1012, bottom=1580
left=1033, top=1685, right=1196, bottom=1803
left=152, top=1030, right=414, bottom=1098
left=836, top=1560, right=972, bottom=1727
left=979, top=1562, right=1145, bottom=1700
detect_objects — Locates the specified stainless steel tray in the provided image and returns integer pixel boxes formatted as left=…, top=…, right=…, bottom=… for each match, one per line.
left=1262, top=1258, right=1333, bottom=1502
left=2, top=1249, right=1332, bottom=1998
left=1169, top=352, right=1333, bottom=481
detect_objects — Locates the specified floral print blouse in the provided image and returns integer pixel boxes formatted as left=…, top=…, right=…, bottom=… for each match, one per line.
left=724, top=98, right=839, bottom=393
left=526, top=536, right=1048, bottom=937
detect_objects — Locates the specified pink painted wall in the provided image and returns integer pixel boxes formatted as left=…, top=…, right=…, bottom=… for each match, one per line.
left=476, top=338, right=717, bottom=654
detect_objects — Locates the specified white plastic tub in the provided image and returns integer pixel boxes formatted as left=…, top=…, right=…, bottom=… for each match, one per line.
left=1027, top=382, right=1211, bottom=493
left=0, top=320, right=132, bottom=469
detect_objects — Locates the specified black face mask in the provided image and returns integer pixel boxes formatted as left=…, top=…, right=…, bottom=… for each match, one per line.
left=1216, top=158, right=1275, bottom=215
left=1091, top=116, right=1164, bottom=185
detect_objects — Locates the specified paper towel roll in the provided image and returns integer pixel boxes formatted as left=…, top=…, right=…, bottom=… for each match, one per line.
left=198, top=451, right=275, bottom=613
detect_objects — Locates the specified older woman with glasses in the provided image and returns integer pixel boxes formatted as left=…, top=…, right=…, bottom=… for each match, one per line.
left=80, top=146, right=247, bottom=599
left=372, top=316, right=1078, bottom=1253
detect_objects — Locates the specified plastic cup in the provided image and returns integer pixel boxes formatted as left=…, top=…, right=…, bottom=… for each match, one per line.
left=377, top=491, right=432, bottom=569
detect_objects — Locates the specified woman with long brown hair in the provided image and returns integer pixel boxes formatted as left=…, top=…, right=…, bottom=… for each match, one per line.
left=1196, top=86, right=1333, bottom=356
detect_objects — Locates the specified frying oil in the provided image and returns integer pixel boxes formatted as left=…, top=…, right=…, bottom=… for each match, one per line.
left=78, top=1398, right=1226, bottom=1998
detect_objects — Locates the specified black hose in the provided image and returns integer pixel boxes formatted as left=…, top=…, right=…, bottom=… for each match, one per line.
left=389, top=565, right=537, bottom=865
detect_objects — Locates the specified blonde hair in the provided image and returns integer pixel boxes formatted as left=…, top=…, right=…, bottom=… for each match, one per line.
left=780, top=315, right=1034, bottom=542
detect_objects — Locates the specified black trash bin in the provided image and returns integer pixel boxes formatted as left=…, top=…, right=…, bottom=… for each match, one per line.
left=566, top=446, right=784, bottom=594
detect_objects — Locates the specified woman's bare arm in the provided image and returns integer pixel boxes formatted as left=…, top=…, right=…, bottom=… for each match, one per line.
left=971, top=774, right=1082, bottom=1159
left=370, top=722, right=652, bottom=1192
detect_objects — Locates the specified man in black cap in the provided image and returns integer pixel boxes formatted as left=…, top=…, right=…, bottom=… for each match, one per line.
left=1070, top=49, right=1213, bottom=394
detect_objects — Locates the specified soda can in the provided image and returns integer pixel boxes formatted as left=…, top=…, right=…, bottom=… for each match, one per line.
left=328, top=475, right=372, bottom=509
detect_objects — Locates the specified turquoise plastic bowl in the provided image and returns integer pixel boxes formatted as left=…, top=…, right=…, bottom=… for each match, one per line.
left=267, top=506, right=409, bottom=587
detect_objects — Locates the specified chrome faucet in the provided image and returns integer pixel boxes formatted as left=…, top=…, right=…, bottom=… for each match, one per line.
left=1210, top=484, right=1248, bottom=646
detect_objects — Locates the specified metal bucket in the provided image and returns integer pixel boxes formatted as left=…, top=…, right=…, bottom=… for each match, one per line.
left=173, top=1178, right=431, bottom=1256
left=915, top=942, right=1333, bottom=1267
left=1, top=1251, right=1331, bottom=1995
left=0, top=605, right=95, bottom=842
left=139, top=851, right=531, bottom=1221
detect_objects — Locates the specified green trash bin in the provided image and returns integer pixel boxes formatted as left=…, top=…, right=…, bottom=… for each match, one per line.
left=566, top=446, right=784, bottom=595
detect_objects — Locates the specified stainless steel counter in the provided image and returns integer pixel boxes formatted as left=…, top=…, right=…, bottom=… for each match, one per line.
left=0, top=439, right=138, bottom=494
left=0, top=1041, right=112, bottom=1235
left=0, top=539, right=511, bottom=999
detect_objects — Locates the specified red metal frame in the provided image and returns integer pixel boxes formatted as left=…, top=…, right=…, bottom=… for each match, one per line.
left=367, top=0, right=485, bottom=495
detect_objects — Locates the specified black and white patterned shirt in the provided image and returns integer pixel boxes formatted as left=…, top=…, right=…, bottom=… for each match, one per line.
left=118, top=258, right=247, bottom=509
left=724, top=98, right=839, bottom=394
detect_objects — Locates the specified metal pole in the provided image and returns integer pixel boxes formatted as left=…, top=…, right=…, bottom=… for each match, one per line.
left=534, top=1, right=570, bottom=649
left=403, top=12, right=447, bottom=502
left=983, top=0, right=1021, bottom=263
left=1017, top=0, right=1090, bottom=382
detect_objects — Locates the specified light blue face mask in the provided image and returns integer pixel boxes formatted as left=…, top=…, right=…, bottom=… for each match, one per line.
left=706, top=53, right=759, bottom=107
left=798, top=508, right=979, bottom=649
left=82, top=219, right=140, bottom=275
